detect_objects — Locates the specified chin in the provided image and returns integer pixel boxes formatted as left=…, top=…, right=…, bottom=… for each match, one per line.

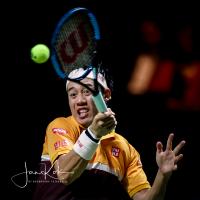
left=77, top=118, right=91, bottom=128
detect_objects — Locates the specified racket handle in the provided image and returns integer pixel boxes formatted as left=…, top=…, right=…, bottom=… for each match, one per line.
left=92, top=92, right=108, bottom=112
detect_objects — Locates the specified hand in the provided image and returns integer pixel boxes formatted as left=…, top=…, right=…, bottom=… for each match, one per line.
left=156, top=133, right=186, bottom=177
left=89, top=108, right=117, bottom=138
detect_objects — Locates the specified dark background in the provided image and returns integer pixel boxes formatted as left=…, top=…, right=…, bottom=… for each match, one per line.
left=7, top=0, right=199, bottom=199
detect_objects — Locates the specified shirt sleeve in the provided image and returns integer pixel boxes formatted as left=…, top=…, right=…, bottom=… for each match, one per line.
left=45, top=118, right=78, bottom=164
left=122, top=144, right=151, bottom=197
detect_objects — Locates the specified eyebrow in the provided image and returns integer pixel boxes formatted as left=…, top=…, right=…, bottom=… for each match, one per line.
left=67, top=83, right=94, bottom=93
left=67, top=87, right=75, bottom=93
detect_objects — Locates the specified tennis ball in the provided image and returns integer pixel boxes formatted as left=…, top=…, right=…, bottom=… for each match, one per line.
left=31, top=44, right=50, bottom=64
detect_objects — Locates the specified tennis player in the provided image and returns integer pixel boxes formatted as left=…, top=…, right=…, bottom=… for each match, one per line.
left=33, top=68, right=185, bottom=200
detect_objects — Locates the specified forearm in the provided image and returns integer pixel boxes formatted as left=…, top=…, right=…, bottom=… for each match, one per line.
left=133, top=133, right=185, bottom=200
left=143, top=170, right=170, bottom=200
left=133, top=169, right=170, bottom=200
left=53, top=129, right=100, bottom=185
left=54, top=150, right=88, bottom=185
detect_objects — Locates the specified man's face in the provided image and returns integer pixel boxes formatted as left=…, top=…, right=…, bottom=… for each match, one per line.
left=67, top=78, right=98, bottom=128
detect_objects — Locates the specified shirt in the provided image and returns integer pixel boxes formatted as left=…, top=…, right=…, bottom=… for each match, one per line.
left=41, top=115, right=151, bottom=197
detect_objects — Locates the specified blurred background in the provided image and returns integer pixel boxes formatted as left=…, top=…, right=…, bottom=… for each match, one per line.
left=7, top=0, right=199, bottom=199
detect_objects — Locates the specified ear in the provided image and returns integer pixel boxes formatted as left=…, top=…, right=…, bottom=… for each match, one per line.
left=103, top=88, right=111, bottom=102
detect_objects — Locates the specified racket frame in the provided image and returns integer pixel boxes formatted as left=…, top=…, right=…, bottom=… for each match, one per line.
left=51, top=7, right=108, bottom=112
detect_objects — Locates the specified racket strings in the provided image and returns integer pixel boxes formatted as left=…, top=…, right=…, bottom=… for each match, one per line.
left=55, top=13, right=96, bottom=75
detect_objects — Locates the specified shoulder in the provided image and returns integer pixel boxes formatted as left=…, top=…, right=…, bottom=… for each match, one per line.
left=48, top=116, right=74, bottom=125
left=112, top=132, right=139, bottom=154
left=112, top=132, right=131, bottom=145
left=46, top=115, right=83, bottom=136
left=104, top=132, right=141, bottom=165
left=47, top=116, right=78, bottom=130
left=103, top=131, right=131, bottom=147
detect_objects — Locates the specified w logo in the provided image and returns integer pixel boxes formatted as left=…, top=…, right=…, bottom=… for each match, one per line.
left=59, top=22, right=89, bottom=64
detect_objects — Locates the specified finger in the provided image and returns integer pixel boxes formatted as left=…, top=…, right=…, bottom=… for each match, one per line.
left=156, top=142, right=163, bottom=153
left=166, top=133, right=174, bottom=151
left=104, top=109, right=115, bottom=116
left=106, top=125, right=115, bottom=132
left=104, top=120, right=117, bottom=129
left=107, top=108, right=112, bottom=112
left=173, top=164, right=178, bottom=171
left=175, top=154, right=184, bottom=164
left=173, top=140, right=186, bottom=155
left=102, top=115, right=116, bottom=124
left=95, top=112, right=114, bottom=121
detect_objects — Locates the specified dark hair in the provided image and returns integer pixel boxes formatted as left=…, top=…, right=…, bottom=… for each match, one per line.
left=98, top=62, right=114, bottom=92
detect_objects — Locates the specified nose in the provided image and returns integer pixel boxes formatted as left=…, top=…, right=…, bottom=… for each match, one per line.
left=76, top=93, right=87, bottom=105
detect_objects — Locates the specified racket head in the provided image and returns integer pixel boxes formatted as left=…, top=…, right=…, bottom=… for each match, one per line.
left=51, top=7, right=100, bottom=80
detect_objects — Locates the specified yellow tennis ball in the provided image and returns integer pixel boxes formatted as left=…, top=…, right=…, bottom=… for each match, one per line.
left=31, top=44, right=50, bottom=64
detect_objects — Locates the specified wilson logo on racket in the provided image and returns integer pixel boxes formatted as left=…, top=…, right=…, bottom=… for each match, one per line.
left=60, top=22, right=89, bottom=64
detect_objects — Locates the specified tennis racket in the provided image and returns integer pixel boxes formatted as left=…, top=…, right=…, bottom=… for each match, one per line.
left=51, top=7, right=108, bottom=112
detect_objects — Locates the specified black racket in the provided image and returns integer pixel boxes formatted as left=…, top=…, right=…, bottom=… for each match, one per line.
left=51, top=7, right=107, bottom=112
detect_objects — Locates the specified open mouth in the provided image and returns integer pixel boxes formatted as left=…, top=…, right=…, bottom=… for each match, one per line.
left=77, top=108, right=89, bottom=119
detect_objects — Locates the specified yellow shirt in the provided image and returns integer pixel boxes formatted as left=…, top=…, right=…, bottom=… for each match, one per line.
left=42, top=115, right=151, bottom=197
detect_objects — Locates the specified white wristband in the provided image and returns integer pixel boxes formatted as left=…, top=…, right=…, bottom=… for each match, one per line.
left=73, top=130, right=99, bottom=160
left=87, top=127, right=101, bottom=140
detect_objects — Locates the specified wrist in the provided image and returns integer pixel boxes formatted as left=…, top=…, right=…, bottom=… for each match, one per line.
left=158, top=169, right=172, bottom=182
left=87, top=127, right=101, bottom=142
left=73, top=130, right=99, bottom=160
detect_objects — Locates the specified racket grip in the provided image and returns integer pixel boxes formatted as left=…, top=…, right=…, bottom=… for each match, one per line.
left=92, top=92, right=108, bottom=112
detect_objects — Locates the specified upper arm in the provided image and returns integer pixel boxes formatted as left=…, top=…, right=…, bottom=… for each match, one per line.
left=46, top=118, right=75, bottom=163
left=132, top=188, right=149, bottom=200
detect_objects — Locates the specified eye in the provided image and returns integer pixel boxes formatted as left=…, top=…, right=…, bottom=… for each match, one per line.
left=82, top=88, right=92, bottom=96
left=69, top=92, right=77, bottom=98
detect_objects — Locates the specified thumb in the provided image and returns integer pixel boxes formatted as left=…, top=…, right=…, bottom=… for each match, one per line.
left=156, top=141, right=163, bottom=154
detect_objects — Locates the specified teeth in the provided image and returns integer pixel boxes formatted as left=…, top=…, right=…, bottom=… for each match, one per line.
left=79, top=109, right=88, bottom=113
left=78, top=109, right=88, bottom=118
left=79, top=110, right=88, bottom=118
left=79, top=110, right=87, bottom=113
